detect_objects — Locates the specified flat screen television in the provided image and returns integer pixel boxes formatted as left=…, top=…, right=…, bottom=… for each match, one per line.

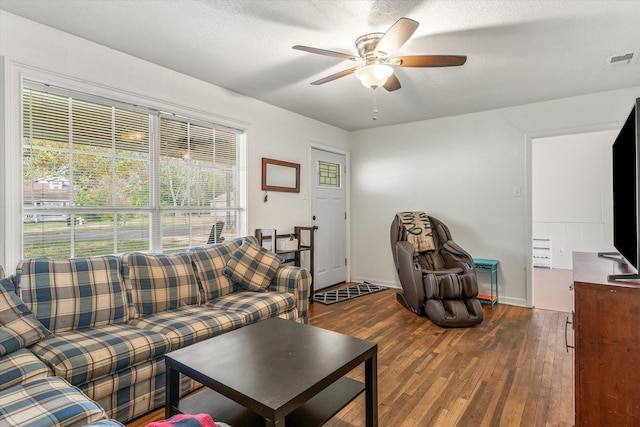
left=602, top=98, right=640, bottom=280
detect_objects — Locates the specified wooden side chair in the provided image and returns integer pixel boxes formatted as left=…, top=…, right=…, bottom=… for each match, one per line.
left=207, top=221, right=225, bottom=244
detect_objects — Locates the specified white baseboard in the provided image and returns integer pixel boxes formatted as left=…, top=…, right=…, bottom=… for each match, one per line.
left=350, top=276, right=528, bottom=307
left=497, top=296, right=528, bottom=307
left=351, top=276, right=401, bottom=289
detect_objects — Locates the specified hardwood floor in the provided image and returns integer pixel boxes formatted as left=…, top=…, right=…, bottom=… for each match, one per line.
left=128, top=288, right=575, bottom=427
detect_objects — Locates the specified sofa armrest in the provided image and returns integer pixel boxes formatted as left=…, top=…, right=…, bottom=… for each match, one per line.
left=270, top=265, right=311, bottom=323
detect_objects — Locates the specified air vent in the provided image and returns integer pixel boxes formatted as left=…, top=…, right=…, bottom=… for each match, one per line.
left=606, top=51, right=639, bottom=69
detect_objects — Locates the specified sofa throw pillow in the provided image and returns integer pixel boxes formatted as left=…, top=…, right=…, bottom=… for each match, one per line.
left=223, top=237, right=282, bottom=292
left=0, top=278, right=50, bottom=356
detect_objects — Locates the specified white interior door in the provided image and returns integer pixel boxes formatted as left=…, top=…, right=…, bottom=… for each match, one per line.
left=311, top=148, right=346, bottom=291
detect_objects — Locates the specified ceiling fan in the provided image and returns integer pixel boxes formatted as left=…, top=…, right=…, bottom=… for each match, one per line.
left=293, top=17, right=466, bottom=92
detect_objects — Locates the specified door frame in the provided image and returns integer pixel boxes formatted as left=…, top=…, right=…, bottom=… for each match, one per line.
left=308, top=142, right=351, bottom=284
left=525, top=122, right=621, bottom=308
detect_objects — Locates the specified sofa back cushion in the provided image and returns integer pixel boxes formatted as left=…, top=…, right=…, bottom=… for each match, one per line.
left=16, top=256, right=128, bottom=333
left=125, top=252, right=200, bottom=318
left=0, top=278, right=50, bottom=356
left=190, top=237, right=246, bottom=301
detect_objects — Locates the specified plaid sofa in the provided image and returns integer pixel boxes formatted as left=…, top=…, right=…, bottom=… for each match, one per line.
left=0, top=276, right=123, bottom=426
left=4, top=236, right=311, bottom=425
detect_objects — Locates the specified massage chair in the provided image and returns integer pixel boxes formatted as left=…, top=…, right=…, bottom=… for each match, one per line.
left=390, top=212, right=483, bottom=327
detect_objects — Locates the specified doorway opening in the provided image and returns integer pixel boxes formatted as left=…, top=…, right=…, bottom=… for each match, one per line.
left=531, top=130, right=616, bottom=312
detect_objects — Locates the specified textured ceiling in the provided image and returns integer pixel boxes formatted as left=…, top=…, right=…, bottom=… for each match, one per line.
left=1, top=0, right=639, bottom=130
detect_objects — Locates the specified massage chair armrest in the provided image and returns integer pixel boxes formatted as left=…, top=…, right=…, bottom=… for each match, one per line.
left=395, top=241, right=425, bottom=314
left=421, top=267, right=464, bottom=276
left=442, top=241, right=476, bottom=274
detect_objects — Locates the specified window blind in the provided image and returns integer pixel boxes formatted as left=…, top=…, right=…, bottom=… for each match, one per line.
left=22, top=84, right=244, bottom=259
left=158, top=117, right=241, bottom=250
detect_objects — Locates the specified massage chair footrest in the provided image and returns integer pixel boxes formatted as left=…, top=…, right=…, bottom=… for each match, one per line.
left=424, top=297, right=483, bottom=328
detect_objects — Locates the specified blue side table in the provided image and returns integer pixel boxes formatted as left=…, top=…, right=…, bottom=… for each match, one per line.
left=473, top=258, right=499, bottom=308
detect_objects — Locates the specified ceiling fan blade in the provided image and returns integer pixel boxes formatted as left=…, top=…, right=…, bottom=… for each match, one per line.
left=394, top=55, right=467, bottom=67
left=292, top=45, right=357, bottom=60
left=310, top=67, right=358, bottom=85
left=374, top=17, right=419, bottom=57
left=383, top=73, right=401, bottom=92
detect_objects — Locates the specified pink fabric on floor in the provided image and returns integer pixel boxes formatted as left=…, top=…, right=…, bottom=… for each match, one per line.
left=146, top=413, right=218, bottom=427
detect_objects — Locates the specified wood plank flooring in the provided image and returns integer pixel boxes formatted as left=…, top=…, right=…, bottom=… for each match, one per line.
left=128, top=288, right=575, bottom=427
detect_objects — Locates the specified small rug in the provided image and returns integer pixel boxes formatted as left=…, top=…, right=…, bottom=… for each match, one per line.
left=313, top=282, right=387, bottom=305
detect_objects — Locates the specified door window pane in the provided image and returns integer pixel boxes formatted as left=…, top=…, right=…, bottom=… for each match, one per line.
left=317, top=160, right=340, bottom=188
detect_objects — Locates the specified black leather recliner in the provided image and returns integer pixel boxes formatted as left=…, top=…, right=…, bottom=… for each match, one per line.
left=390, top=212, right=483, bottom=327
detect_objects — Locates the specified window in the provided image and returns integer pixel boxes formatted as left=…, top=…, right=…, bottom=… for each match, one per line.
left=317, top=160, right=341, bottom=188
left=158, top=116, right=241, bottom=251
left=22, top=84, right=245, bottom=259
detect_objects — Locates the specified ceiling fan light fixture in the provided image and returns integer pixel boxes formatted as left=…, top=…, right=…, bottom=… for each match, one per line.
left=355, top=64, right=393, bottom=88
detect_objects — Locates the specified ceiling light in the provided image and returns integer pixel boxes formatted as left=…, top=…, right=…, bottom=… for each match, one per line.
left=121, top=131, right=145, bottom=142
left=355, top=64, right=393, bottom=89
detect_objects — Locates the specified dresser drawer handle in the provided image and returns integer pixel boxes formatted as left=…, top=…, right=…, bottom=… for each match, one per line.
left=565, top=316, right=574, bottom=352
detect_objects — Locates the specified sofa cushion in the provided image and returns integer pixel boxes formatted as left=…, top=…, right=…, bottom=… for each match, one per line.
left=16, top=256, right=128, bottom=333
left=207, top=291, right=296, bottom=325
left=0, top=348, right=52, bottom=392
left=0, top=377, right=106, bottom=427
left=190, top=237, right=245, bottom=301
left=129, top=306, right=244, bottom=350
left=0, top=277, right=50, bottom=356
left=125, top=252, right=201, bottom=318
left=29, top=324, right=170, bottom=386
left=223, top=238, right=282, bottom=292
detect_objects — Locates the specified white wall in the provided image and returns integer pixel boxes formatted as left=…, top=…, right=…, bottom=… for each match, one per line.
left=350, top=88, right=640, bottom=306
left=0, top=11, right=349, bottom=272
left=532, top=130, right=617, bottom=269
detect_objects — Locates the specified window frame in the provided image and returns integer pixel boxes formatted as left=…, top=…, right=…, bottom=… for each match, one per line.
left=1, top=63, right=248, bottom=270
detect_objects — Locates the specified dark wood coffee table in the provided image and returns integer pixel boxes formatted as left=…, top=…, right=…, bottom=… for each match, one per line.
left=165, top=317, right=377, bottom=427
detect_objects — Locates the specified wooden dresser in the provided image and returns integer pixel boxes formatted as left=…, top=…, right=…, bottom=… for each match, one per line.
left=572, top=252, right=640, bottom=426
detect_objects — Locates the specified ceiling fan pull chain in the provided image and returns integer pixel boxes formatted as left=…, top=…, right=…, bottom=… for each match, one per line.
left=372, top=88, right=379, bottom=121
